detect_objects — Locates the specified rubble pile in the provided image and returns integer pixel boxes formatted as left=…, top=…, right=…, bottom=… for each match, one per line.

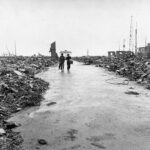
left=73, top=56, right=102, bottom=65
left=0, top=55, right=55, bottom=74
left=74, top=55, right=150, bottom=88
left=0, top=55, right=54, bottom=150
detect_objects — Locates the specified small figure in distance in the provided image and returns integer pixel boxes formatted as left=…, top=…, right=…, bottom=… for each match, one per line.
left=59, top=53, right=65, bottom=71
left=66, top=54, right=72, bottom=71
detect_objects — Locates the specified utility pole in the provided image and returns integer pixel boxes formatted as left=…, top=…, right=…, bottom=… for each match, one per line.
left=123, top=39, right=126, bottom=51
left=87, top=49, right=89, bottom=56
left=135, top=23, right=138, bottom=55
left=144, top=37, right=147, bottom=57
left=14, top=41, right=17, bottom=56
left=129, top=16, right=133, bottom=52
left=118, top=43, right=120, bottom=51
left=5, top=44, right=10, bottom=56
left=145, top=37, right=147, bottom=47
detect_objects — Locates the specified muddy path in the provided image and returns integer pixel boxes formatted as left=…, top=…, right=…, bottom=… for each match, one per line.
left=9, top=62, right=150, bottom=150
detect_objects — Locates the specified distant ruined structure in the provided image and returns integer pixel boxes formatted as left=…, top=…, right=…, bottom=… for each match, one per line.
left=108, top=51, right=134, bottom=58
left=108, top=51, right=116, bottom=58
left=49, top=42, right=58, bottom=60
left=138, top=43, right=150, bottom=58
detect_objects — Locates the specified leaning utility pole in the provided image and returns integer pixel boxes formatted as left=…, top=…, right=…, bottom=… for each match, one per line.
left=129, top=16, right=133, bottom=52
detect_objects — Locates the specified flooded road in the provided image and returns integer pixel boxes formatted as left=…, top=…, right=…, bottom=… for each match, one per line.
left=10, top=62, right=150, bottom=150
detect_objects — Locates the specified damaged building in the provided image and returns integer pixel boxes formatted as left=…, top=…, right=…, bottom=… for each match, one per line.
left=49, top=41, right=58, bottom=60
left=138, top=43, right=150, bottom=58
left=108, top=51, right=134, bottom=58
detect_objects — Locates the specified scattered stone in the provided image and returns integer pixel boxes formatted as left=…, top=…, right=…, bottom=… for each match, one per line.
left=70, top=145, right=81, bottom=149
left=125, top=91, right=140, bottom=95
left=0, top=128, right=6, bottom=136
left=47, top=102, right=57, bottom=106
left=129, top=87, right=134, bottom=89
left=146, top=84, right=150, bottom=90
left=38, top=139, right=48, bottom=145
left=14, top=108, right=22, bottom=112
left=64, top=129, right=78, bottom=141
left=14, top=70, right=24, bottom=76
left=36, top=147, right=40, bottom=149
left=5, top=121, right=19, bottom=130
left=91, top=142, right=106, bottom=149
left=137, top=79, right=142, bottom=84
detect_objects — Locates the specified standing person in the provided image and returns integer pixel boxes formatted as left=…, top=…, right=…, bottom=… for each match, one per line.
left=59, top=53, right=65, bottom=71
left=66, top=54, right=72, bottom=71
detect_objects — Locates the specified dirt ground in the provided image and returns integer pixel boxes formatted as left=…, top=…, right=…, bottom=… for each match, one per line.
left=9, top=62, right=150, bottom=150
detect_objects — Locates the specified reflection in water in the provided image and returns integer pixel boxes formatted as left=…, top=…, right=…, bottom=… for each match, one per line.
left=35, top=62, right=109, bottom=113
left=60, top=71, right=65, bottom=76
left=67, top=70, right=70, bottom=74
left=9, top=62, right=150, bottom=150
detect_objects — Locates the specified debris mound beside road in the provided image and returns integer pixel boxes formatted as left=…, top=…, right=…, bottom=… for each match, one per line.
left=74, top=55, right=150, bottom=89
left=0, top=55, right=55, bottom=150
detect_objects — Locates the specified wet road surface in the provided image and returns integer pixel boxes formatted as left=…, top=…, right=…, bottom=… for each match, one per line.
left=10, top=62, right=150, bottom=150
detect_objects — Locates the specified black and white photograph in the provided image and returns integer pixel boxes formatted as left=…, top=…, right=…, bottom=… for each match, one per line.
left=0, top=0, right=150, bottom=150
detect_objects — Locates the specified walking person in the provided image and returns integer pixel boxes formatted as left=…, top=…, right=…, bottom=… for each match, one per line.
left=66, top=54, right=72, bottom=71
left=59, top=53, right=65, bottom=71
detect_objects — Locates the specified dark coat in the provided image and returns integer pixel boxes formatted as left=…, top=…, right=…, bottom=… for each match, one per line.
left=66, top=56, right=71, bottom=64
left=59, top=56, right=65, bottom=64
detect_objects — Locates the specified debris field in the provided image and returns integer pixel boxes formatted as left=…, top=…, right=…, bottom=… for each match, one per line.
left=0, top=55, right=55, bottom=150
left=74, top=54, right=150, bottom=89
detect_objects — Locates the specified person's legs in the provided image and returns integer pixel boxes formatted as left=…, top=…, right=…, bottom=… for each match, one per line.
left=67, top=63, right=70, bottom=70
left=62, top=63, right=64, bottom=70
left=61, top=63, right=63, bottom=70
left=59, top=63, right=61, bottom=69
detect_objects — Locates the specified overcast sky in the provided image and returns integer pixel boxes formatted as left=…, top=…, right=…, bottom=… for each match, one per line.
left=0, top=0, right=150, bottom=56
